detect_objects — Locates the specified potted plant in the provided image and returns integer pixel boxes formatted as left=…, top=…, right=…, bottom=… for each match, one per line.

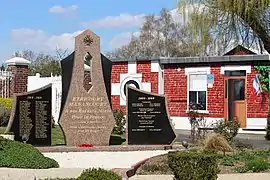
left=0, top=132, right=14, bottom=140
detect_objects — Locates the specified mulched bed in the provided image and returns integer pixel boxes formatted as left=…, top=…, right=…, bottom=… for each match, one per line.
left=136, top=149, right=270, bottom=175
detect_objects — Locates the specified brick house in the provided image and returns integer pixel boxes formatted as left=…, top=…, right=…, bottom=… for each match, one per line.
left=110, top=45, right=270, bottom=133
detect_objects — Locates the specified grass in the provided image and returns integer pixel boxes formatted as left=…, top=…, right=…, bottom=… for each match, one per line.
left=1, top=126, right=126, bottom=146
left=0, top=127, right=4, bottom=134
left=136, top=149, right=270, bottom=175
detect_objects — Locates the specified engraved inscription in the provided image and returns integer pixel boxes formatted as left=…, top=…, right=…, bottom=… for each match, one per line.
left=127, top=87, right=176, bottom=145
left=130, top=96, right=162, bottom=132
left=19, top=101, right=33, bottom=136
left=66, top=96, right=109, bottom=132
left=35, top=100, right=49, bottom=138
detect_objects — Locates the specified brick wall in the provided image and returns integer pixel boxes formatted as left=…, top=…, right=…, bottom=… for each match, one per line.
left=9, top=65, right=28, bottom=96
left=164, top=65, right=187, bottom=116
left=207, top=66, right=224, bottom=118
left=137, top=61, right=158, bottom=93
left=111, top=62, right=128, bottom=111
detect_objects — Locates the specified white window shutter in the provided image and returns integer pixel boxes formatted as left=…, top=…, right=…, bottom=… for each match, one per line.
left=189, top=74, right=207, bottom=91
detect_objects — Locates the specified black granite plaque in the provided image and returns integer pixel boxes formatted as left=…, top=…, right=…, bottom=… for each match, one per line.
left=6, top=84, right=52, bottom=146
left=127, top=86, right=176, bottom=145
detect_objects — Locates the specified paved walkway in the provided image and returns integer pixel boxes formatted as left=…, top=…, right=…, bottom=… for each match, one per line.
left=130, top=173, right=270, bottom=180
left=0, top=168, right=84, bottom=180
left=1, top=170, right=270, bottom=180
left=43, top=150, right=168, bottom=169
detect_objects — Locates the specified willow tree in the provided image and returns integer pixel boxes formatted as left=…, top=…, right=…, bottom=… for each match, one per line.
left=179, top=0, right=270, bottom=139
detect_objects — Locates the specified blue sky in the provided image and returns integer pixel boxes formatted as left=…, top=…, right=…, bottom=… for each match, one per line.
left=0, top=0, right=179, bottom=62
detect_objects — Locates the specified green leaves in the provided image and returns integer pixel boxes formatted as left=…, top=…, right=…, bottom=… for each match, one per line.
left=168, top=151, right=219, bottom=180
left=254, top=65, right=270, bottom=91
left=0, top=137, right=59, bottom=169
left=77, top=168, right=121, bottom=180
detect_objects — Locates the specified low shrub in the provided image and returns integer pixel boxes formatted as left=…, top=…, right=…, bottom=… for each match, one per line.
left=168, top=151, right=219, bottom=180
left=0, top=137, right=59, bottom=169
left=213, top=118, right=240, bottom=142
left=77, top=168, right=121, bottom=180
left=245, top=157, right=270, bottom=172
left=112, top=109, right=126, bottom=135
left=203, top=133, right=233, bottom=154
left=0, top=98, right=12, bottom=127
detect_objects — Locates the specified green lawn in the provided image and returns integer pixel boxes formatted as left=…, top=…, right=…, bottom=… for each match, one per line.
left=0, top=126, right=5, bottom=134
left=1, top=126, right=126, bottom=146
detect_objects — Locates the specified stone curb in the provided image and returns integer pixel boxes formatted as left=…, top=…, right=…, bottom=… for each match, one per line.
left=37, top=145, right=183, bottom=153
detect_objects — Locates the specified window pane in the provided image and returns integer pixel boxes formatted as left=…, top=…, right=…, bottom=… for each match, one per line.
left=189, top=91, right=197, bottom=108
left=189, top=74, right=207, bottom=91
left=234, top=79, right=245, bottom=100
left=225, top=70, right=246, bottom=76
left=198, top=91, right=206, bottom=110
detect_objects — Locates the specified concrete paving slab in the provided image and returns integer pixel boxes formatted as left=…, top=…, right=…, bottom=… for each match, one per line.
left=43, top=150, right=168, bottom=169
left=0, top=168, right=84, bottom=180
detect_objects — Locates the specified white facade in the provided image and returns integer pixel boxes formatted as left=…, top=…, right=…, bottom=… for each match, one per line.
left=28, top=73, right=62, bottom=124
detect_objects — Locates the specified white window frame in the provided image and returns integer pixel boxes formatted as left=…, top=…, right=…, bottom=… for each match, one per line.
left=186, top=72, right=209, bottom=114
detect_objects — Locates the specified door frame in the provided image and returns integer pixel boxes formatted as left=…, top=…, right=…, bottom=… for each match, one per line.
left=224, top=76, right=247, bottom=127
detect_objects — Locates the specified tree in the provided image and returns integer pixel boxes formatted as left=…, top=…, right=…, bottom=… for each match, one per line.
left=12, top=50, right=63, bottom=77
left=179, top=1, right=270, bottom=53
left=179, top=0, right=270, bottom=139
left=106, top=8, right=213, bottom=58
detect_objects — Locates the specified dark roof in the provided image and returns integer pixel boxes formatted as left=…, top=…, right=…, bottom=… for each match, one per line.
left=223, top=45, right=257, bottom=55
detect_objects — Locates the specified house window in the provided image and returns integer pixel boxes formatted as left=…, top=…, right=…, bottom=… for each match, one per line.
left=188, top=74, right=207, bottom=110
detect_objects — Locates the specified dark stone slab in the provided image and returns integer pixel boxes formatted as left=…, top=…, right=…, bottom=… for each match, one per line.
left=59, top=29, right=115, bottom=146
left=126, top=86, right=176, bottom=145
left=5, top=84, right=52, bottom=146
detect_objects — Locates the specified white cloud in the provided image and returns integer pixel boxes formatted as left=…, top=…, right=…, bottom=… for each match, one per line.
left=49, top=5, right=78, bottom=14
left=108, top=4, right=205, bottom=50
left=81, top=13, right=146, bottom=29
left=10, top=28, right=82, bottom=53
left=109, top=32, right=140, bottom=49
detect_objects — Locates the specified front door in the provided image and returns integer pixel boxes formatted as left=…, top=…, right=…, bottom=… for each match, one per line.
left=224, top=75, right=246, bottom=128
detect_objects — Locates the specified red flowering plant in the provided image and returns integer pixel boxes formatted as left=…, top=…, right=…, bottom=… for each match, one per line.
left=77, top=143, right=93, bottom=148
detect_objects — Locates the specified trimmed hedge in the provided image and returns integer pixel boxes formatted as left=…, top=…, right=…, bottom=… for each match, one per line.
left=77, top=168, right=122, bottom=180
left=168, top=151, right=219, bottom=180
left=0, top=137, right=59, bottom=169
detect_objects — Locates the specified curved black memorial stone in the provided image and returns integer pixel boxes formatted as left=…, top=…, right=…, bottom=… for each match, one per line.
left=5, top=84, right=52, bottom=146
left=126, top=86, right=176, bottom=145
